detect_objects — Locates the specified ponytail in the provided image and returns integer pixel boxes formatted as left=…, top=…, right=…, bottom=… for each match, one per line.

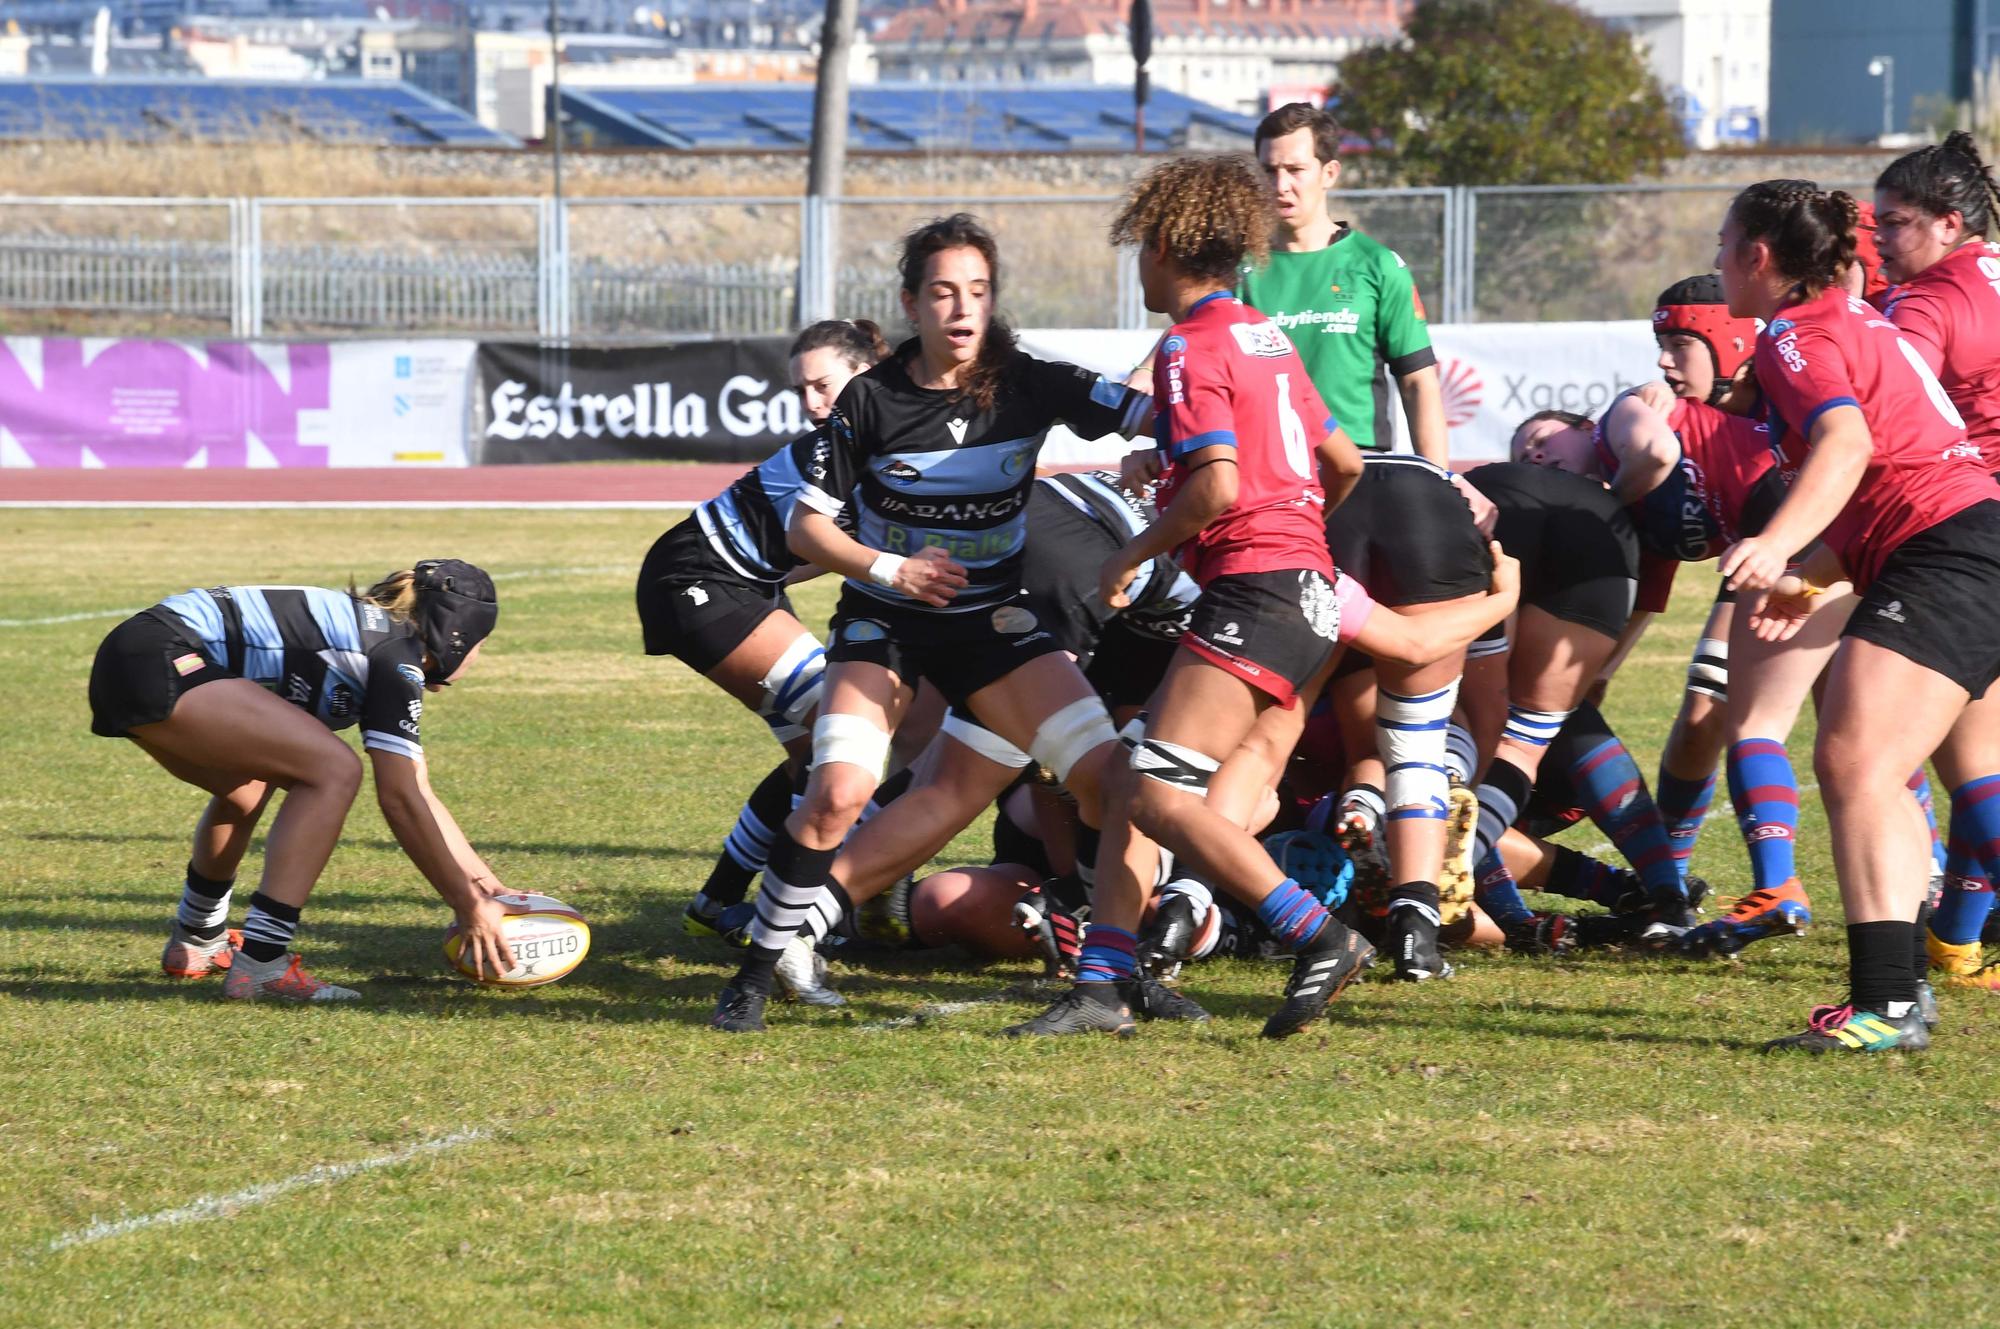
left=1727, top=179, right=1859, bottom=297
left=352, top=569, right=420, bottom=621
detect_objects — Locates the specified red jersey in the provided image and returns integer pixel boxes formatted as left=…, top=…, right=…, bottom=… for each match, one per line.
left=1758, top=287, right=2000, bottom=588
left=1884, top=241, right=2000, bottom=471
left=1153, top=293, right=1337, bottom=585
left=1599, top=396, right=1777, bottom=565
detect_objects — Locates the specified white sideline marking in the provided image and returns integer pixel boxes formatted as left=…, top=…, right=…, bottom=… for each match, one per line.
left=0, top=500, right=697, bottom=511
left=47, top=1128, right=490, bottom=1252
left=857, top=1000, right=998, bottom=1033
left=0, top=565, right=631, bottom=629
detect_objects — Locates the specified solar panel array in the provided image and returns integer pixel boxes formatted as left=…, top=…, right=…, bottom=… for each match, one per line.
left=0, top=76, right=519, bottom=147
left=561, top=82, right=1259, bottom=152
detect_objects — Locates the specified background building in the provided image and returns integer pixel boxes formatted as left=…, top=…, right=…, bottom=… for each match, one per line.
left=1767, top=0, right=1973, bottom=144
left=1578, top=0, right=1770, bottom=147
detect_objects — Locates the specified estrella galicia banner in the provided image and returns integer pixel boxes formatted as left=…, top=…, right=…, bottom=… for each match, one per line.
left=474, top=339, right=811, bottom=464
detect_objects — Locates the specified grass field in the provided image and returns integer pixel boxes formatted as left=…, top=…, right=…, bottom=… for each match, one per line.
left=5, top=508, right=1998, bottom=1328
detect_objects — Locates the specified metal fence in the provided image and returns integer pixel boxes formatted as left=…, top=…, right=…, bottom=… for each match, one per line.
left=0, top=184, right=1826, bottom=340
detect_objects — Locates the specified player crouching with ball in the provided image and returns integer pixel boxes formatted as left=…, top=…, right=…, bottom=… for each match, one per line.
left=87, top=560, right=517, bottom=1001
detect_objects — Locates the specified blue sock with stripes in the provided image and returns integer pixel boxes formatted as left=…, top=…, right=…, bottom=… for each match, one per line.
left=1571, top=737, right=1681, bottom=899
left=1654, top=768, right=1715, bottom=885
left=1474, top=851, right=1534, bottom=927
left=1934, top=777, right=2000, bottom=944
left=1076, top=924, right=1137, bottom=983
left=1254, top=879, right=1330, bottom=952
left=1728, top=737, right=1798, bottom=891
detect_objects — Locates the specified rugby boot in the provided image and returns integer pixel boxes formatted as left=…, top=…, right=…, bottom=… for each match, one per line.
left=1926, top=933, right=1982, bottom=979
left=709, top=984, right=768, bottom=1033
left=221, top=951, right=359, bottom=1003
left=773, top=936, right=846, bottom=1008
left=1138, top=890, right=1203, bottom=981
left=1504, top=911, right=1579, bottom=955
left=1438, top=782, right=1479, bottom=924
left=854, top=876, right=915, bottom=947
left=1262, top=922, right=1374, bottom=1039
left=1013, top=884, right=1082, bottom=980
left=1761, top=1001, right=1929, bottom=1054
left=681, top=895, right=728, bottom=940
left=161, top=924, right=241, bottom=979
left=1334, top=810, right=1391, bottom=912
left=1001, top=981, right=1135, bottom=1038
left=1916, top=980, right=1941, bottom=1028
left=1133, top=976, right=1210, bottom=1023
left=1679, top=879, right=1811, bottom=957
left=1386, top=900, right=1453, bottom=981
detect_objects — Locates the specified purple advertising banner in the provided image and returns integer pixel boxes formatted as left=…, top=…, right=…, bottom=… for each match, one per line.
left=0, top=339, right=335, bottom=468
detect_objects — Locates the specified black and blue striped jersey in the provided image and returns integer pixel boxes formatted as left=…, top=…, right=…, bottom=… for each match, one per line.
left=798, top=344, right=1151, bottom=612
left=693, top=429, right=824, bottom=585
left=1029, top=470, right=1199, bottom=642
left=156, top=585, right=430, bottom=761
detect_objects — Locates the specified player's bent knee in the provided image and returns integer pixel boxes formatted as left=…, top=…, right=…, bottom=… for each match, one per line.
left=1029, top=696, right=1118, bottom=785
left=812, top=712, right=890, bottom=780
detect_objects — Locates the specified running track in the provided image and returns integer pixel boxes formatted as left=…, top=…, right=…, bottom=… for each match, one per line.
left=0, top=465, right=740, bottom=507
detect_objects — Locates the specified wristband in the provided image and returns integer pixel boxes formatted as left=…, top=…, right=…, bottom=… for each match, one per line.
left=868, top=552, right=906, bottom=588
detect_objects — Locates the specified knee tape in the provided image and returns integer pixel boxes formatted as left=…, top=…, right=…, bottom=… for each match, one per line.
left=1378, top=682, right=1458, bottom=823
left=811, top=712, right=890, bottom=777
left=940, top=708, right=1033, bottom=769
left=1467, top=630, right=1511, bottom=660
left=759, top=633, right=826, bottom=728
left=1685, top=636, right=1729, bottom=702
left=1029, top=696, right=1117, bottom=784
left=1502, top=705, right=1571, bottom=749
left=1126, top=722, right=1220, bottom=795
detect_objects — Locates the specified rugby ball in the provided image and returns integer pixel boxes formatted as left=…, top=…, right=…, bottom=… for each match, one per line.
left=444, top=892, right=590, bottom=988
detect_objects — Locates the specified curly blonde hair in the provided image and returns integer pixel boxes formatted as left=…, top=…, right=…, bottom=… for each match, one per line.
left=1110, top=154, right=1275, bottom=283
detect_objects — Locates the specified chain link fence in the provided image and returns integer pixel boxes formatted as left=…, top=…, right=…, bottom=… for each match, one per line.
left=0, top=184, right=1813, bottom=339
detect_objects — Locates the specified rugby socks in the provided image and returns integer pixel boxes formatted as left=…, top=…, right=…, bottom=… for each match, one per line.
left=1475, top=852, right=1534, bottom=928
left=1163, top=879, right=1220, bottom=959
left=701, top=762, right=795, bottom=909
left=1933, top=777, right=2000, bottom=944
left=1848, top=921, right=1918, bottom=1016
left=1075, top=924, right=1137, bottom=983
left=240, top=891, right=300, bottom=963
left=1727, top=738, right=1799, bottom=891
left=1444, top=722, right=1480, bottom=787
left=794, top=880, right=852, bottom=948
left=1570, top=737, right=1681, bottom=898
left=1470, top=758, right=1533, bottom=870
left=177, top=862, right=233, bottom=942
left=1910, top=769, right=1946, bottom=874
left=1254, top=879, right=1330, bottom=952
left=1544, top=844, right=1638, bottom=909
left=860, top=767, right=915, bottom=822
left=738, top=835, right=834, bottom=995
left=1654, top=769, right=1715, bottom=885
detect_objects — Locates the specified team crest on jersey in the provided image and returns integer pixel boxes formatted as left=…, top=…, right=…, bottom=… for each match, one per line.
left=1162, top=335, right=1187, bottom=355
left=1768, top=319, right=1795, bottom=336
left=1230, top=321, right=1295, bottom=359
left=882, top=460, right=923, bottom=486
left=991, top=605, right=1038, bottom=634
left=1000, top=443, right=1034, bottom=477
left=843, top=619, right=888, bottom=644
left=396, top=662, right=426, bottom=686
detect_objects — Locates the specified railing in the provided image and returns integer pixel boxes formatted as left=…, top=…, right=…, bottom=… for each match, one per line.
left=0, top=183, right=1834, bottom=340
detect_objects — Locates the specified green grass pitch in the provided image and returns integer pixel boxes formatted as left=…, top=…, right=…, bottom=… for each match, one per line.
left=3, top=508, right=1996, bottom=1328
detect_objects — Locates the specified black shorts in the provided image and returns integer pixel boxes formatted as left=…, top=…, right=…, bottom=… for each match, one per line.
left=827, top=587, right=1069, bottom=711
left=1086, top=619, right=1181, bottom=711
left=1181, top=569, right=1340, bottom=707
left=89, top=609, right=229, bottom=737
left=1326, top=459, right=1493, bottom=607
left=637, top=519, right=794, bottom=676
left=1844, top=500, right=2000, bottom=699
left=1508, top=521, right=1635, bottom=640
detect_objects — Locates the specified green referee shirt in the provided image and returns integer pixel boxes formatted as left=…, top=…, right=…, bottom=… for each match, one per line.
left=1236, top=225, right=1438, bottom=452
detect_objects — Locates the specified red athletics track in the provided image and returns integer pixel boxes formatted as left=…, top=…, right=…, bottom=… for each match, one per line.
left=0, top=465, right=744, bottom=507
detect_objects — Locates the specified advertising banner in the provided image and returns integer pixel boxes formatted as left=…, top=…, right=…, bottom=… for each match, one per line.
left=0, top=337, right=474, bottom=469
left=1020, top=321, right=1659, bottom=465
left=474, top=340, right=812, bottom=464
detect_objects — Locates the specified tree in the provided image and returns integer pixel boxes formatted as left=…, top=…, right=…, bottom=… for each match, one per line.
left=1334, top=0, right=1684, bottom=186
